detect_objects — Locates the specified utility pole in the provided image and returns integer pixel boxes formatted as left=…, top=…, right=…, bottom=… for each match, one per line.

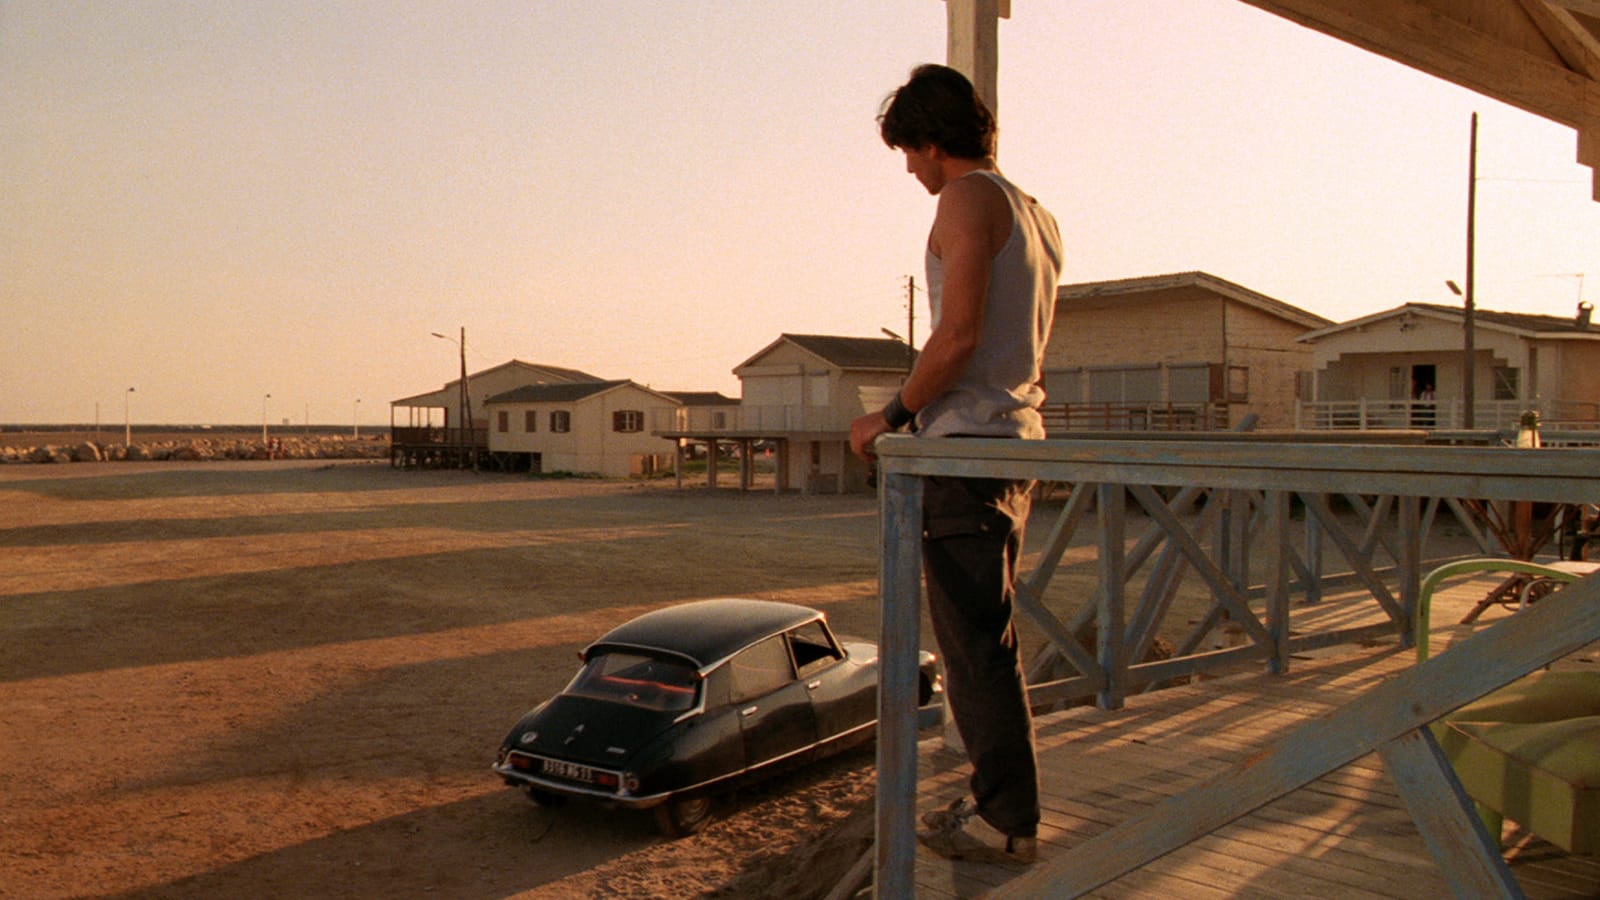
left=1463, top=112, right=1478, bottom=430
left=458, top=326, right=471, bottom=455
left=906, top=275, right=917, bottom=372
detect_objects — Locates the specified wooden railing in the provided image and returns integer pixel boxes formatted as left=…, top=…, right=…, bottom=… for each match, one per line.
left=389, top=426, right=487, bottom=448
left=1041, top=401, right=1228, bottom=433
left=869, top=436, right=1600, bottom=897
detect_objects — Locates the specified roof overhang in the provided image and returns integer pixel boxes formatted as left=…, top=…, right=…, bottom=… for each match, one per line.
left=1058, top=271, right=1333, bottom=329
left=1236, top=0, right=1600, bottom=199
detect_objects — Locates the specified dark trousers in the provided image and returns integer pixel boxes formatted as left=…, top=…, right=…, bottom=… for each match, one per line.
left=922, top=475, right=1040, bottom=838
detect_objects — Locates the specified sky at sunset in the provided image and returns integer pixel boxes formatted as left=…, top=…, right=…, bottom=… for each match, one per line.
left=4, top=1, right=1597, bottom=426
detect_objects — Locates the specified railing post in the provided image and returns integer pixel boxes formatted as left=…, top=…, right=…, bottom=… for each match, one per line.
left=1398, top=494, right=1421, bottom=650
left=1096, top=482, right=1127, bottom=710
left=1304, top=501, right=1324, bottom=603
left=875, top=469, right=923, bottom=899
left=1263, top=490, right=1291, bottom=674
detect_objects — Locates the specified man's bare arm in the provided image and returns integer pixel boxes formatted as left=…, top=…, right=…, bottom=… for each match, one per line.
left=851, top=174, right=1007, bottom=461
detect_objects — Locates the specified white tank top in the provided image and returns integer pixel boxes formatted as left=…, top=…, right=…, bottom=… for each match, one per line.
left=917, top=170, right=1063, bottom=439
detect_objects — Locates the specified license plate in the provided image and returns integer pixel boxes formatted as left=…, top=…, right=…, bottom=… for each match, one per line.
left=541, top=758, right=597, bottom=784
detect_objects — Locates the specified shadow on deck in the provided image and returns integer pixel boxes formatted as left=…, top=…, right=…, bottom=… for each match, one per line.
left=906, top=575, right=1600, bottom=898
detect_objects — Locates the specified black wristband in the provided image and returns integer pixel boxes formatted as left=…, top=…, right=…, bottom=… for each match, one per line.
left=882, top=392, right=914, bottom=430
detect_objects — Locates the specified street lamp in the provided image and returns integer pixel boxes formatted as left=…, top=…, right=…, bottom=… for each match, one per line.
left=262, top=393, right=272, bottom=444
left=124, top=387, right=135, bottom=447
left=881, top=327, right=913, bottom=375
left=353, top=398, right=361, bottom=439
left=431, top=328, right=470, bottom=444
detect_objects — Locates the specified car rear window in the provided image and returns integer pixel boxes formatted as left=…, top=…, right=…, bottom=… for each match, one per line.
left=568, top=652, right=700, bottom=712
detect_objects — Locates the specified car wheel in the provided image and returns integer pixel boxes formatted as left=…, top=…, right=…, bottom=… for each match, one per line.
left=653, top=795, right=713, bottom=837
left=527, top=788, right=567, bottom=808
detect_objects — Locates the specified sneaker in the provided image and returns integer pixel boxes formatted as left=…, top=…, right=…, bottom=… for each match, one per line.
left=921, top=796, right=977, bottom=832
left=917, top=798, right=1037, bottom=865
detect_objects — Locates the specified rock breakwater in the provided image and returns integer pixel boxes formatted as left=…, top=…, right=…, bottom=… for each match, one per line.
left=1, top=435, right=390, bottom=464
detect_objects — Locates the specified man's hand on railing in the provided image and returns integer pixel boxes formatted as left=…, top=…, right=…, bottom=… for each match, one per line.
left=850, top=410, right=891, bottom=462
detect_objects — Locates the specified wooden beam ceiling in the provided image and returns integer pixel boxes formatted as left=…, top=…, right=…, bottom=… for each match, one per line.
left=1237, top=0, right=1600, bottom=198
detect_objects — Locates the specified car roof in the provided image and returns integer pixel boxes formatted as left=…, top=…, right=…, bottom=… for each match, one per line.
left=585, top=598, right=823, bottom=671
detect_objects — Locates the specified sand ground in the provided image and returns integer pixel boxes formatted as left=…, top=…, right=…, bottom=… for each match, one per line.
left=4, top=452, right=1438, bottom=897
left=0, top=459, right=929, bottom=899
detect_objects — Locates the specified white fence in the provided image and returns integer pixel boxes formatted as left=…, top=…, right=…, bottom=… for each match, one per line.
left=1296, top=397, right=1600, bottom=431
left=651, top=404, right=851, bottom=434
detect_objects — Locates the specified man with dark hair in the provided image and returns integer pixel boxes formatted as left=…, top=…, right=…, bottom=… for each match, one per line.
left=851, top=63, right=1063, bottom=866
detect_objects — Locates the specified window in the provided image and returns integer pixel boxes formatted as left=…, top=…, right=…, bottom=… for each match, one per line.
left=1042, top=368, right=1082, bottom=405
left=1388, top=366, right=1408, bottom=401
left=567, top=652, right=699, bottom=713
left=1168, top=364, right=1211, bottom=403
left=729, top=635, right=795, bottom=703
left=524, top=410, right=537, bottom=432
left=613, top=410, right=644, bottom=433
left=496, top=410, right=509, bottom=433
left=1227, top=366, right=1249, bottom=403
left=787, top=621, right=843, bottom=678
left=1493, top=367, right=1520, bottom=401
left=1087, top=366, right=1159, bottom=403
left=1295, top=371, right=1315, bottom=402
left=550, top=411, right=571, bottom=433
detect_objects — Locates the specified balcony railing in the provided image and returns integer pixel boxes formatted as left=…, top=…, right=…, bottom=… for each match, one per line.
left=389, top=425, right=488, bottom=448
left=869, top=435, right=1600, bottom=896
left=1042, top=401, right=1229, bottom=432
left=651, top=404, right=851, bottom=435
left=1295, top=397, right=1600, bottom=431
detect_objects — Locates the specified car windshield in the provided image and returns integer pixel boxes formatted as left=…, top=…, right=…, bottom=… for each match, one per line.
left=567, top=652, right=700, bottom=713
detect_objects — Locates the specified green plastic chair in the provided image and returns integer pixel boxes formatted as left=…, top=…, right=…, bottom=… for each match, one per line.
left=1415, top=558, right=1600, bottom=855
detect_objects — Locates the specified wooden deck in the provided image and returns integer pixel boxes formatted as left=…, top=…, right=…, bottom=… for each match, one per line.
left=907, top=573, right=1600, bottom=898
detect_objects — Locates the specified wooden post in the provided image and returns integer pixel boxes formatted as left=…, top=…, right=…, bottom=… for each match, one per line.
left=1304, top=500, right=1324, bottom=603
left=1398, top=494, right=1422, bottom=650
left=1096, top=482, right=1127, bottom=709
left=874, top=471, right=924, bottom=899
left=941, top=0, right=1010, bottom=114
left=1263, top=490, right=1291, bottom=674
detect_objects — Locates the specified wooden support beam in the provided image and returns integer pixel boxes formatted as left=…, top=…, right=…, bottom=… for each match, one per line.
left=941, top=0, right=1010, bottom=113
left=1517, top=0, right=1600, bottom=79
left=873, top=472, right=924, bottom=900
left=1548, top=0, right=1600, bottom=17
left=1380, top=727, right=1523, bottom=897
left=1238, top=0, right=1600, bottom=197
left=1096, top=482, right=1128, bottom=709
left=989, top=573, right=1600, bottom=898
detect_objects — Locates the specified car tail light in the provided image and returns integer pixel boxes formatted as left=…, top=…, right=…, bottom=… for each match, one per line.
left=595, top=771, right=619, bottom=789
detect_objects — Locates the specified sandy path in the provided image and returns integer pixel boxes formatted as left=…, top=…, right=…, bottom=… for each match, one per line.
left=0, top=461, right=897, bottom=898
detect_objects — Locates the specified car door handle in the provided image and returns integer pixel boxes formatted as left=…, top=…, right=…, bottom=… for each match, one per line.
left=806, top=680, right=822, bottom=690
left=740, top=705, right=758, bottom=717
